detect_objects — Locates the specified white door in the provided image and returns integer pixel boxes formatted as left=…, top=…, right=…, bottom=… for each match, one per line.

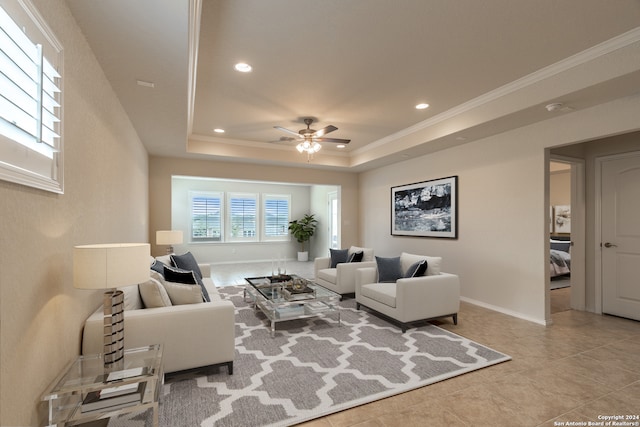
left=601, top=152, right=640, bottom=321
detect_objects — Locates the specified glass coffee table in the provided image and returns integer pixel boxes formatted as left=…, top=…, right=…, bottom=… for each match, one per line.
left=244, top=275, right=341, bottom=337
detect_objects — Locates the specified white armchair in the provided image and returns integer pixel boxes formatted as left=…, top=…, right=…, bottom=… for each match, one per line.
left=355, top=252, right=460, bottom=332
left=314, top=246, right=376, bottom=295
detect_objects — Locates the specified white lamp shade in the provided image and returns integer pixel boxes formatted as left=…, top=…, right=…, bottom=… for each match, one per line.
left=73, top=243, right=150, bottom=290
left=156, top=230, right=183, bottom=245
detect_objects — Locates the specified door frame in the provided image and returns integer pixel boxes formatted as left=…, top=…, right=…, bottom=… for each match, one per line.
left=549, top=154, right=586, bottom=313
left=594, top=150, right=640, bottom=314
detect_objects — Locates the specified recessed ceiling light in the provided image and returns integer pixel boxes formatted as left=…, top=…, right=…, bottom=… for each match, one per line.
left=234, top=63, right=252, bottom=73
left=337, top=144, right=346, bottom=149
left=415, top=103, right=429, bottom=110
left=136, top=79, right=155, bottom=88
left=213, top=128, right=225, bottom=133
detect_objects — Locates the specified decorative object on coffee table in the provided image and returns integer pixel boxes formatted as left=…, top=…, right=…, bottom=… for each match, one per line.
left=244, top=274, right=340, bottom=336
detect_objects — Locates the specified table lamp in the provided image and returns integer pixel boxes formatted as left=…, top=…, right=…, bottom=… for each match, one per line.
left=156, top=230, right=183, bottom=254
left=73, top=243, right=150, bottom=368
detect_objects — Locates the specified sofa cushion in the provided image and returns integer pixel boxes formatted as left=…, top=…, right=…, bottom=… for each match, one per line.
left=170, top=252, right=203, bottom=279
left=404, top=260, right=428, bottom=278
left=317, top=268, right=338, bottom=285
left=376, top=256, right=403, bottom=283
left=139, top=277, right=172, bottom=308
left=164, top=265, right=209, bottom=302
left=361, top=282, right=397, bottom=308
left=400, top=252, right=442, bottom=276
left=121, top=284, right=143, bottom=310
left=350, top=246, right=374, bottom=262
left=156, top=254, right=173, bottom=266
left=163, top=281, right=205, bottom=305
left=347, top=251, right=363, bottom=263
left=329, top=248, right=349, bottom=268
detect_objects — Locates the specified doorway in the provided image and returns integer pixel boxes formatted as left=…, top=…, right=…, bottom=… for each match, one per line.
left=548, top=156, right=586, bottom=316
left=328, top=191, right=339, bottom=250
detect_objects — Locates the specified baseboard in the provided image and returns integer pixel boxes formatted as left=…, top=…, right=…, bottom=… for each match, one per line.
left=460, top=296, right=550, bottom=326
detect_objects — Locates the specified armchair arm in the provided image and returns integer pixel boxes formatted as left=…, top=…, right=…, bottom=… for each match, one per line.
left=314, top=257, right=331, bottom=277
left=355, top=267, right=378, bottom=296
left=395, top=272, right=460, bottom=323
left=335, top=261, right=376, bottom=288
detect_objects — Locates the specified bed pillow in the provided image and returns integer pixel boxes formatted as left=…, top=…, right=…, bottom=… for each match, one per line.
left=550, top=240, right=571, bottom=252
left=330, top=248, right=349, bottom=268
left=376, top=256, right=403, bottom=283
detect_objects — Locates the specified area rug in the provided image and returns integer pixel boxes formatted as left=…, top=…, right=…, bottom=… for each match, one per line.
left=112, top=285, right=510, bottom=427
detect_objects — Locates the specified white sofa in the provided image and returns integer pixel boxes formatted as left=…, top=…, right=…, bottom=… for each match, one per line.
left=314, top=246, right=376, bottom=295
left=355, top=252, right=460, bottom=332
left=82, top=260, right=235, bottom=374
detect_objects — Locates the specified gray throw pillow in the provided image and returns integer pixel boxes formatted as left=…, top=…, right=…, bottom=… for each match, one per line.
left=405, top=260, right=428, bottom=278
left=330, top=248, right=349, bottom=268
left=170, top=252, right=203, bottom=279
left=376, top=256, right=403, bottom=283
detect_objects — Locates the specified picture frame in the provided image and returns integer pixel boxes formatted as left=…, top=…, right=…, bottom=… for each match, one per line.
left=553, top=205, right=571, bottom=234
left=391, top=176, right=458, bottom=238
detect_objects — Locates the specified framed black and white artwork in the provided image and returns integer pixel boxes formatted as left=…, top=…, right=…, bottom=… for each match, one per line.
left=391, top=176, right=458, bottom=238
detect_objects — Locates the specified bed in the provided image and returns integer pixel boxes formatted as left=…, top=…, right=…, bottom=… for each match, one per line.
left=550, top=237, right=571, bottom=278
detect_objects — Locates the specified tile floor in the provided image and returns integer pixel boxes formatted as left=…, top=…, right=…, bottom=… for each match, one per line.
left=212, top=263, right=640, bottom=427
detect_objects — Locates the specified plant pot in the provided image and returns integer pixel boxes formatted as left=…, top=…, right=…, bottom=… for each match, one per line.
left=297, top=251, right=309, bottom=262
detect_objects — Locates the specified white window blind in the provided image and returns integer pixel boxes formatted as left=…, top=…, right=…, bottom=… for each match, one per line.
left=191, top=193, right=223, bottom=241
left=263, top=195, right=290, bottom=240
left=0, top=1, right=63, bottom=193
left=228, top=193, right=257, bottom=241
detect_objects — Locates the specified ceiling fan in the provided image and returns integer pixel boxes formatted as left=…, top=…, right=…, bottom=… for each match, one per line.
left=273, top=118, right=351, bottom=145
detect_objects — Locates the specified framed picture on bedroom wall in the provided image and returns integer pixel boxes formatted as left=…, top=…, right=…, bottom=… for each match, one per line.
left=391, top=176, right=458, bottom=238
left=553, top=205, right=571, bottom=234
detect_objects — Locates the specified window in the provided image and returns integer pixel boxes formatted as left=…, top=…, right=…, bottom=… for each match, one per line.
left=228, top=193, right=257, bottom=241
left=0, top=1, right=63, bottom=193
left=191, top=192, right=223, bottom=241
left=263, top=194, right=290, bottom=241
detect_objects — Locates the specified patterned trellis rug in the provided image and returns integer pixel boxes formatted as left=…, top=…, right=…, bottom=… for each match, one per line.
left=111, top=285, right=510, bottom=427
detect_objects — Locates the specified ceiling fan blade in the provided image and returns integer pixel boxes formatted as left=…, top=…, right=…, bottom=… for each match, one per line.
left=274, top=126, right=302, bottom=137
left=313, top=125, right=338, bottom=138
left=315, top=137, right=350, bottom=144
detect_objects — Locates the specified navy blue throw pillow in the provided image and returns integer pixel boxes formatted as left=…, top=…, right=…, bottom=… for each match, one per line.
left=376, top=256, right=403, bottom=283
left=347, top=251, right=363, bottom=263
left=330, top=248, right=349, bottom=268
left=404, top=260, right=428, bottom=278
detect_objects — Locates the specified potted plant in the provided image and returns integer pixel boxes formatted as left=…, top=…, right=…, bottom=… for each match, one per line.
left=288, top=214, right=318, bottom=261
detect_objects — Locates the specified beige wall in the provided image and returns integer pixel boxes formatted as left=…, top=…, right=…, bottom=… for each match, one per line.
left=149, top=156, right=359, bottom=258
left=549, top=170, right=570, bottom=207
left=0, top=1, right=149, bottom=425
left=360, top=94, right=640, bottom=325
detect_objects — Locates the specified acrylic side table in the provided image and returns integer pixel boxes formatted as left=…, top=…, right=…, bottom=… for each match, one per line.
left=42, top=344, right=164, bottom=426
